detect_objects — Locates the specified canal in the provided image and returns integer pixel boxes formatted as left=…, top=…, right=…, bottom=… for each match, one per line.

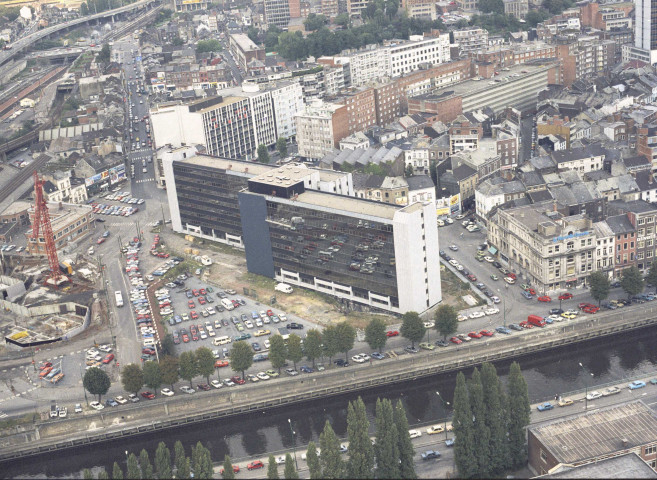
left=5, top=326, right=657, bottom=478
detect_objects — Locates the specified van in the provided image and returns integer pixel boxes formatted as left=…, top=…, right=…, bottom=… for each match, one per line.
left=275, top=283, right=293, bottom=294
left=213, top=336, right=232, bottom=346
left=221, top=299, right=234, bottom=311
left=527, top=314, right=546, bottom=327
left=319, top=250, right=333, bottom=259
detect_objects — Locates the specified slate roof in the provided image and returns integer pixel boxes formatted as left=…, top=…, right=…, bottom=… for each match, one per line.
left=635, top=171, right=657, bottom=192
left=452, top=164, right=477, bottom=181
left=605, top=214, right=635, bottom=234
left=406, top=175, right=435, bottom=191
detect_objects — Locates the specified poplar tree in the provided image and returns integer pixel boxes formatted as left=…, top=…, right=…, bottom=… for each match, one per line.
left=83, top=469, right=93, bottom=480
left=306, top=441, right=322, bottom=479
left=507, top=362, right=531, bottom=468
left=394, top=399, right=416, bottom=479
left=177, top=457, right=191, bottom=479
left=453, top=372, right=477, bottom=478
left=267, top=454, right=279, bottom=479
left=481, top=362, right=509, bottom=474
left=469, top=368, right=491, bottom=478
left=154, top=442, right=171, bottom=479
left=174, top=441, right=186, bottom=474
left=346, top=397, right=374, bottom=478
left=139, top=448, right=152, bottom=479
left=98, top=470, right=110, bottom=480
left=111, top=462, right=123, bottom=480
left=319, top=420, right=345, bottom=479
left=374, top=398, right=400, bottom=479
left=222, top=455, right=235, bottom=480
left=126, top=453, right=141, bottom=480
left=284, top=453, right=299, bottom=479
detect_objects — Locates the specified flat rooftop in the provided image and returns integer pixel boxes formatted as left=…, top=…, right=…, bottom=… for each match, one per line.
left=250, top=163, right=314, bottom=187
left=542, top=453, right=657, bottom=478
left=230, top=33, right=260, bottom=52
left=178, top=154, right=275, bottom=177
left=531, top=400, right=657, bottom=465
left=293, top=189, right=399, bottom=220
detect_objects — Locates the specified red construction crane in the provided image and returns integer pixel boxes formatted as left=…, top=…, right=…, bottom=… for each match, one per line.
left=31, top=171, right=65, bottom=285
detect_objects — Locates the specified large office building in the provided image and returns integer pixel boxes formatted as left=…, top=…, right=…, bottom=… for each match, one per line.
left=623, top=0, right=657, bottom=64
left=150, top=82, right=303, bottom=159
left=164, top=155, right=441, bottom=314
left=264, top=0, right=300, bottom=28
left=296, top=100, right=349, bottom=160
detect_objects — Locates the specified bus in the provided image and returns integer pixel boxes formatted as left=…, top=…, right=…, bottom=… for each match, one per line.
left=115, top=291, right=124, bottom=307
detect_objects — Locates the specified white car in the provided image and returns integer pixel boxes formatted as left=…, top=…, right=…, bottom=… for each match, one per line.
left=408, top=429, right=422, bottom=439
left=448, top=259, right=459, bottom=266
left=89, top=401, right=105, bottom=411
left=114, top=396, right=128, bottom=405
left=586, top=391, right=602, bottom=400
left=244, top=320, right=254, bottom=329
left=180, top=386, right=196, bottom=394
left=256, top=372, right=270, bottom=381
left=351, top=354, right=367, bottom=363
left=423, top=321, right=435, bottom=328
left=74, top=403, right=83, bottom=413
left=548, top=314, right=562, bottom=322
left=161, top=388, right=174, bottom=396
left=210, top=380, right=223, bottom=389
left=469, top=311, right=486, bottom=319
left=275, top=455, right=286, bottom=465
left=484, top=256, right=495, bottom=263
left=484, top=308, right=500, bottom=315
left=279, top=313, right=288, bottom=322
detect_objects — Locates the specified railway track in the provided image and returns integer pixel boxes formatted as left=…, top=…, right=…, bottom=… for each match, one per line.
left=0, top=151, right=51, bottom=204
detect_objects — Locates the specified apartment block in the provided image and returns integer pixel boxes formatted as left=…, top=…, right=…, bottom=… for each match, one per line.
left=229, top=34, right=266, bottom=72
left=453, top=28, right=489, bottom=55
left=557, top=37, right=615, bottom=87
left=334, top=88, right=377, bottom=135
left=503, top=0, right=528, bottom=19
left=26, top=203, right=95, bottom=255
left=296, top=100, right=350, bottom=160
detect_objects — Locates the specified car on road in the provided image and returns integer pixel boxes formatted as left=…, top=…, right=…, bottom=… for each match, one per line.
left=537, top=402, right=554, bottom=411
left=557, top=398, right=573, bottom=407
left=285, top=368, right=299, bottom=376
left=421, top=450, right=441, bottom=460
left=629, top=381, right=646, bottom=390
left=538, top=296, right=551, bottom=302
left=352, top=354, right=367, bottom=363
left=334, top=359, right=349, bottom=367
left=419, top=342, right=435, bottom=351
left=141, top=391, right=155, bottom=400
left=586, top=391, right=602, bottom=400
left=450, top=336, right=462, bottom=345
left=508, top=323, right=523, bottom=331
left=220, top=465, right=240, bottom=475
left=89, top=401, right=104, bottom=411
left=386, top=330, right=399, bottom=337
left=371, top=352, right=386, bottom=359
left=409, top=429, right=422, bottom=439
left=469, top=311, right=485, bottom=319
left=405, top=345, right=420, bottom=354
left=299, top=366, right=314, bottom=374
left=602, top=386, right=621, bottom=396
left=448, top=244, right=458, bottom=251
left=495, top=326, right=511, bottom=334
left=434, top=339, right=450, bottom=347
left=558, top=293, right=573, bottom=300
left=211, top=380, right=223, bottom=389
left=504, top=276, right=516, bottom=284
left=105, top=398, right=119, bottom=407
left=115, top=396, right=128, bottom=405
left=468, top=331, right=482, bottom=339
left=561, top=312, right=577, bottom=320
left=485, top=308, right=499, bottom=315
left=247, top=461, right=264, bottom=471
left=161, top=388, right=174, bottom=396
left=180, top=386, right=196, bottom=394
left=426, top=425, right=444, bottom=435
left=479, top=329, right=494, bottom=337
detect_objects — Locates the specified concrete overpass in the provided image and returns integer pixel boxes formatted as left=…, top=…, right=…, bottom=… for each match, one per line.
left=0, top=0, right=160, bottom=67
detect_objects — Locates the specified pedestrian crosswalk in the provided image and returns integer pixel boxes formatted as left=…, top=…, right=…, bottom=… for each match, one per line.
left=106, top=222, right=137, bottom=227
left=134, top=178, right=154, bottom=183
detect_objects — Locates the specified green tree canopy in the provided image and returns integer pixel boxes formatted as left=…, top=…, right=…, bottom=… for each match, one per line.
left=306, top=441, right=322, bottom=479
left=435, top=304, right=458, bottom=340
left=304, top=329, right=323, bottom=367
left=589, top=271, right=610, bottom=306
left=284, top=453, right=299, bottom=479
left=453, top=372, right=476, bottom=478
left=304, top=13, right=329, bottom=31
left=621, top=265, right=644, bottom=299
left=121, top=363, right=143, bottom=395
left=364, top=318, right=387, bottom=352
left=196, top=39, right=222, bottom=53
left=97, top=43, right=111, bottom=63
left=98, top=469, right=110, bottom=480
left=479, top=0, right=504, bottom=13
left=335, top=321, right=356, bottom=360
left=142, top=360, right=162, bottom=394
left=322, top=325, right=340, bottom=362
left=174, top=441, right=187, bottom=474
left=646, top=260, right=657, bottom=293
left=222, top=455, right=236, bottom=479
left=160, top=333, right=176, bottom=357
left=269, top=334, right=288, bottom=373
left=469, top=368, right=491, bottom=477
left=481, top=362, right=509, bottom=474
left=139, top=449, right=152, bottom=479
left=400, top=311, right=425, bottom=348
left=507, top=362, right=530, bottom=468
left=333, top=12, right=351, bottom=27
left=276, top=137, right=288, bottom=158
left=287, top=334, right=304, bottom=369
left=112, top=462, right=124, bottom=480
left=83, top=367, right=111, bottom=402
left=126, top=453, right=140, bottom=480
left=155, top=441, right=172, bottom=479
left=346, top=397, right=374, bottom=478
left=319, top=420, right=345, bottom=479
left=394, top=399, right=416, bottom=479
left=257, top=144, right=270, bottom=164
left=178, top=350, right=198, bottom=387
left=195, top=346, right=216, bottom=383
left=159, top=355, right=179, bottom=389
left=268, top=454, right=279, bottom=479
left=375, top=398, right=400, bottom=479
left=230, top=341, right=254, bottom=380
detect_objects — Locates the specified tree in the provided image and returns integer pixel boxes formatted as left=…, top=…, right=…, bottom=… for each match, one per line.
left=589, top=270, right=611, bottom=306
left=142, top=361, right=162, bottom=394
left=287, top=334, right=304, bottom=369
left=435, top=304, right=458, bottom=340
left=453, top=372, right=477, bottom=478
left=177, top=457, right=191, bottom=479
left=304, top=329, right=323, bottom=367
left=160, top=334, right=175, bottom=357
left=196, top=39, right=222, bottom=53
left=346, top=397, right=374, bottom=478
left=174, top=441, right=186, bottom=475
left=404, top=164, right=414, bottom=177
left=83, top=469, right=93, bottom=480
left=364, top=318, right=387, bottom=352
left=394, top=399, right=416, bottom=479
left=334, top=12, right=351, bottom=27
left=276, top=137, right=288, bottom=158
left=319, top=420, right=345, bottom=479
left=178, top=351, right=198, bottom=388
left=195, top=347, right=215, bottom=383
left=306, top=441, right=322, bottom=479
left=98, top=469, right=110, bottom=480
left=375, top=398, right=400, bottom=479
left=126, top=453, right=140, bottom=480
left=400, top=311, right=425, bottom=349
left=83, top=367, right=111, bottom=402
left=304, top=13, right=329, bottom=31
left=257, top=144, right=270, bottom=164
left=284, top=453, right=298, bottom=479
left=469, top=368, right=491, bottom=478
left=481, top=363, right=508, bottom=475
left=159, top=355, right=179, bottom=389
left=647, top=261, right=657, bottom=293
left=621, top=265, right=644, bottom=299
left=247, top=25, right=260, bottom=44
left=97, top=43, right=111, bottom=63
left=139, top=449, right=153, bottom=479
left=230, top=341, right=254, bottom=380
left=222, top=455, right=236, bottom=480
left=121, top=363, right=144, bottom=395
left=335, top=321, right=356, bottom=361
left=269, top=335, right=288, bottom=373
left=155, top=442, right=172, bottom=479
left=506, top=362, right=530, bottom=468
left=112, top=462, right=124, bottom=480
left=267, top=454, right=279, bottom=479
left=322, top=325, right=340, bottom=363
left=277, top=31, right=307, bottom=60
left=192, top=441, right=213, bottom=479
left=479, top=0, right=504, bottom=13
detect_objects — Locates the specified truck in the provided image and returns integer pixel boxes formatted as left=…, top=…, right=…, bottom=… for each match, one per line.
left=115, top=291, right=124, bottom=307
left=275, top=283, right=293, bottom=294
left=527, top=314, right=546, bottom=328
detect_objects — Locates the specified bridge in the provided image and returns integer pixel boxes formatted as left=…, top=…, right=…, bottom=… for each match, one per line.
left=0, top=0, right=160, bottom=67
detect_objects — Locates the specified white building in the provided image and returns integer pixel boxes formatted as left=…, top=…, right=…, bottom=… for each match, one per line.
left=270, top=81, right=304, bottom=140
left=634, top=0, right=657, bottom=64
left=295, top=100, right=347, bottom=160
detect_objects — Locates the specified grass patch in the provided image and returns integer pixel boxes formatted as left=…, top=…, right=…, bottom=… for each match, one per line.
left=440, top=267, right=486, bottom=309
left=0, top=412, right=36, bottom=430
left=163, top=260, right=197, bottom=280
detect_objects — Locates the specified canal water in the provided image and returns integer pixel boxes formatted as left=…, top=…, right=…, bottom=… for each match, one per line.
left=5, top=327, right=657, bottom=478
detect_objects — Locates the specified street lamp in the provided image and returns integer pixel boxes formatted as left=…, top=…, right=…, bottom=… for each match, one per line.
left=79, top=362, right=89, bottom=405
left=288, top=418, right=298, bottom=469
left=578, top=362, right=594, bottom=411
left=435, top=391, right=450, bottom=440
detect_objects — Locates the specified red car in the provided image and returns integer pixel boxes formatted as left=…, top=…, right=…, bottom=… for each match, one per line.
left=192, top=289, right=200, bottom=297
left=247, top=461, right=264, bottom=471
left=102, top=353, right=115, bottom=364
left=190, top=311, right=199, bottom=320
left=143, top=348, right=156, bottom=355
left=583, top=306, right=599, bottom=314
left=468, top=331, right=482, bottom=339
left=579, top=302, right=595, bottom=309
left=182, top=334, right=190, bottom=343
left=230, top=376, right=246, bottom=385
left=450, top=336, right=462, bottom=344
left=231, top=300, right=240, bottom=308
left=188, top=300, right=195, bottom=309
left=467, top=274, right=477, bottom=282
left=39, top=362, right=53, bottom=370
left=220, top=466, right=240, bottom=475
left=199, top=297, right=207, bottom=305
left=199, top=288, right=207, bottom=295
left=526, top=288, right=536, bottom=296
left=266, top=309, right=274, bottom=317
left=507, top=273, right=517, bottom=280
left=480, top=330, right=494, bottom=337
left=141, top=391, right=155, bottom=400
left=558, top=293, right=573, bottom=300
left=519, top=321, right=533, bottom=329
left=215, top=360, right=229, bottom=368
left=538, top=296, right=551, bottom=302
left=386, top=330, right=400, bottom=337
left=97, top=237, right=106, bottom=245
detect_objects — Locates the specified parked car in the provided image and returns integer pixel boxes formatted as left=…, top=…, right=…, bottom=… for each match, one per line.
left=629, top=381, right=646, bottom=390
left=537, top=402, right=554, bottom=411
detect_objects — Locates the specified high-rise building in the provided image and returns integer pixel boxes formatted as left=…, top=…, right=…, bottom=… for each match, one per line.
left=264, top=0, right=300, bottom=28
left=296, top=100, right=350, bottom=160
left=623, top=0, right=657, bottom=64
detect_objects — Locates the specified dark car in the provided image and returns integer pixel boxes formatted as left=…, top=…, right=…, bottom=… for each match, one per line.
left=196, top=383, right=211, bottom=391
left=549, top=308, right=564, bottom=315
left=508, top=323, right=523, bottom=331
left=287, top=323, right=304, bottom=330
left=492, top=261, right=501, bottom=268
left=421, top=450, right=441, bottom=460
left=434, top=339, right=450, bottom=347
left=300, top=366, right=314, bottom=373
left=334, top=359, right=349, bottom=367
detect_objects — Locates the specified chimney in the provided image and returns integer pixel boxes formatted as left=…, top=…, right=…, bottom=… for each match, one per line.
left=621, top=438, right=629, bottom=449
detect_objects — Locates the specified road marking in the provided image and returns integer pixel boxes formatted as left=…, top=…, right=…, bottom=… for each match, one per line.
left=135, top=178, right=154, bottom=183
